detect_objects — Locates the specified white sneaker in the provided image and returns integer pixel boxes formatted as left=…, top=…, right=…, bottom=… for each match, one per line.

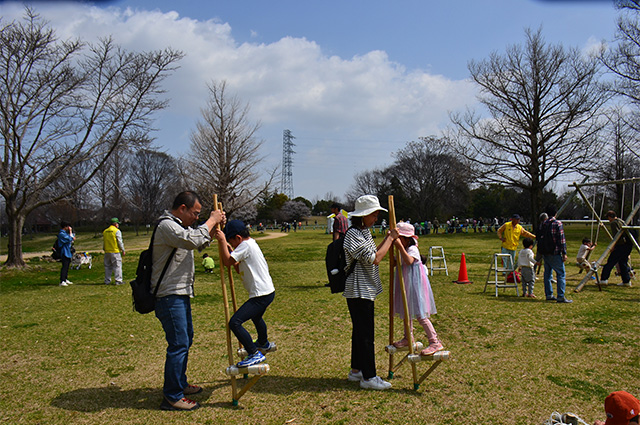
left=617, top=282, right=632, bottom=287
left=348, top=370, right=363, bottom=382
left=600, top=280, right=608, bottom=285
left=360, top=376, right=392, bottom=390
left=65, top=280, right=73, bottom=285
left=59, top=281, right=68, bottom=287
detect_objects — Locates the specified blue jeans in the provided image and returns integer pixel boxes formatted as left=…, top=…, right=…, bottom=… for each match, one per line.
left=543, top=254, right=566, bottom=299
left=229, top=292, right=275, bottom=356
left=501, top=247, right=516, bottom=269
left=155, top=295, right=193, bottom=402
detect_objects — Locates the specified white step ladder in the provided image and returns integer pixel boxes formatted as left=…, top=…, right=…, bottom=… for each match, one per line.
left=429, top=246, right=448, bottom=276
left=483, top=253, right=519, bottom=297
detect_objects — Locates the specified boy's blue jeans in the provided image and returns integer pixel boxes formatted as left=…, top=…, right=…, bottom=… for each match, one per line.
left=229, top=292, right=275, bottom=355
left=155, top=295, right=193, bottom=402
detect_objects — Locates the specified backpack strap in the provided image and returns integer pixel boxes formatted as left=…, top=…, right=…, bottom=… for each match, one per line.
left=343, top=226, right=365, bottom=278
left=150, top=218, right=178, bottom=297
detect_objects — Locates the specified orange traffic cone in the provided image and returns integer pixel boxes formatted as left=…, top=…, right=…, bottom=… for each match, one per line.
left=453, top=253, right=473, bottom=284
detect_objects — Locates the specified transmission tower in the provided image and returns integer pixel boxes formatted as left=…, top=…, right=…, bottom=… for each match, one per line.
left=281, top=129, right=296, bottom=198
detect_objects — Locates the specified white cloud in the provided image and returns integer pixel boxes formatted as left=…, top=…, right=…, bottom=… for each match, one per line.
left=0, top=3, right=478, bottom=199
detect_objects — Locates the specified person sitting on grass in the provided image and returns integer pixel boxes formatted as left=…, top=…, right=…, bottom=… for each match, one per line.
left=215, top=219, right=276, bottom=368
left=391, top=222, right=444, bottom=356
left=594, top=391, right=639, bottom=425
left=517, top=237, right=536, bottom=298
left=202, top=253, right=215, bottom=273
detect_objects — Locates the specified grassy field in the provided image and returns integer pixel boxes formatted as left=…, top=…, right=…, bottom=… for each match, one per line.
left=0, top=226, right=638, bottom=425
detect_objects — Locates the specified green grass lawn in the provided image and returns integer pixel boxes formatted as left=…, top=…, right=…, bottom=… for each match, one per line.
left=0, top=227, right=638, bottom=424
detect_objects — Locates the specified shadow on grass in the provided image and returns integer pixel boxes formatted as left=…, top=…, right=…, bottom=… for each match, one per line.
left=51, top=376, right=422, bottom=412
left=247, top=374, right=424, bottom=396
left=546, top=375, right=608, bottom=401
left=50, top=383, right=226, bottom=412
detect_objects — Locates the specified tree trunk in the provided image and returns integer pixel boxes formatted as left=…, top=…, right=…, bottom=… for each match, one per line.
left=530, top=185, right=543, bottom=232
left=4, top=204, right=26, bottom=268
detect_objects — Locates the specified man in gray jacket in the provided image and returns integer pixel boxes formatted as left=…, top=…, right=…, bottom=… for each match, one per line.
left=153, top=191, right=225, bottom=411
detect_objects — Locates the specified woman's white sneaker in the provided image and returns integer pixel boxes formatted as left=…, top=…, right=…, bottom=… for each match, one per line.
left=360, top=376, right=392, bottom=390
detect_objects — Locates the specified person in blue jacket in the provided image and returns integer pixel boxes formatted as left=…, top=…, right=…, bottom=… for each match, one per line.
left=57, top=221, right=75, bottom=287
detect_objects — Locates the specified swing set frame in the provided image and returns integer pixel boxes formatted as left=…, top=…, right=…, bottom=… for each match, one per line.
left=554, top=178, right=640, bottom=292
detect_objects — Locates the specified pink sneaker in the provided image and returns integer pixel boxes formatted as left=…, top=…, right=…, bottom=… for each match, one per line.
left=420, top=341, right=444, bottom=356
left=392, top=338, right=409, bottom=348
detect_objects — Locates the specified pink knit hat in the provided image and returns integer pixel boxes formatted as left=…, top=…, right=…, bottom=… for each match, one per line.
left=396, top=222, right=418, bottom=242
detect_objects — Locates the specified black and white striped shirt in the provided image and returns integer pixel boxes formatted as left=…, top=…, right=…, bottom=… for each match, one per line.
left=343, top=227, right=383, bottom=301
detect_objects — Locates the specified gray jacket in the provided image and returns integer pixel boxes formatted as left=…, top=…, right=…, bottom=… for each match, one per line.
left=151, top=211, right=212, bottom=298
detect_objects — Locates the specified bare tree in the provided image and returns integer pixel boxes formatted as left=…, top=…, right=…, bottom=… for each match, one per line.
left=601, top=1, right=640, bottom=110
left=186, top=80, right=276, bottom=215
left=450, top=28, right=609, bottom=229
left=389, top=136, right=470, bottom=221
left=125, top=149, right=181, bottom=228
left=597, top=108, right=640, bottom=216
left=0, top=9, right=183, bottom=267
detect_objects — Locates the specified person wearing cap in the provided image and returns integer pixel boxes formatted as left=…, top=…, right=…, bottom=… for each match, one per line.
left=497, top=213, right=536, bottom=269
left=214, top=218, right=276, bottom=369
left=153, top=191, right=225, bottom=411
left=343, top=195, right=399, bottom=390
left=594, top=391, right=640, bottom=425
left=103, top=217, right=126, bottom=285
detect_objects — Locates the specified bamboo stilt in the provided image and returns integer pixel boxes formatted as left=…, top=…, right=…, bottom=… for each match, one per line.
left=213, top=195, right=238, bottom=402
left=387, top=195, right=418, bottom=387
left=214, top=196, right=269, bottom=405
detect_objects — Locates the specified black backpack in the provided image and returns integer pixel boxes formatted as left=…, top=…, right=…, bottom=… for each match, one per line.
left=537, top=220, right=556, bottom=255
left=130, top=219, right=176, bottom=314
left=52, top=239, right=61, bottom=260
left=325, top=227, right=358, bottom=294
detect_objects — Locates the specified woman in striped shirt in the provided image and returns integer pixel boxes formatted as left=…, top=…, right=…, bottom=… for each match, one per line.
left=344, top=195, right=399, bottom=390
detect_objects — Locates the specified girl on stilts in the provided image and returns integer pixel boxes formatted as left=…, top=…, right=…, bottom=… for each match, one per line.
left=392, top=222, right=444, bottom=356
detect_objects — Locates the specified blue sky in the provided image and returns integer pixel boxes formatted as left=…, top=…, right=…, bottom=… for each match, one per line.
left=2, top=0, right=620, bottom=201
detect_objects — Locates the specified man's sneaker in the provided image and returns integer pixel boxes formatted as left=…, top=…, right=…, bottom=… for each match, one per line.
left=556, top=297, right=573, bottom=303
left=183, top=384, right=202, bottom=395
left=546, top=296, right=557, bottom=301
left=59, top=281, right=68, bottom=287
left=617, top=282, right=632, bottom=287
left=600, top=280, right=608, bottom=285
left=348, top=370, right=363, bottom=382
left=160, top=397, right=200, bottom=411
left=255, top=340, right=275, bottom=352
left=237, top=350, right=266, bottom=368
left=65, top=280, right=73, bottom=285
left=360, top=376, right=392, bottom=390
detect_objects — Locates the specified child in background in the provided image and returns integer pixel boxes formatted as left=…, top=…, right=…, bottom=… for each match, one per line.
left=392, top=222, right=443, bottom=356
left=215, top=219, right=276, bottom=368
left=518, top=237, right=536, bottom=298
left=576, top=237, right=596, bottom=272
left=594, top=391, right=639, bottom=425
left=202, top=253, right=215, bottom=273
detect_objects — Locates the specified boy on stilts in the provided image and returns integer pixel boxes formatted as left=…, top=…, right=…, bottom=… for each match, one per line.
left=215, top=219, right=276, bottom=367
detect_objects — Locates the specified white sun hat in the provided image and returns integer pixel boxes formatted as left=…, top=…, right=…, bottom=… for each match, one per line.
left=348, top=195, right=388, bottom=218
